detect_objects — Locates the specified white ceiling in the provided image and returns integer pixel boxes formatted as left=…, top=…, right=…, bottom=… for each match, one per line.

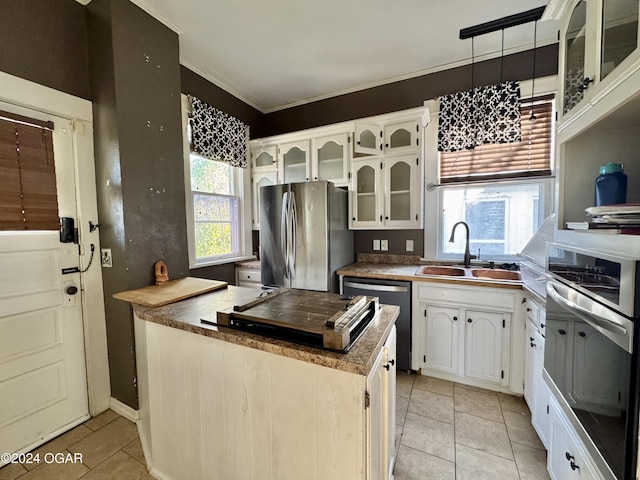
left=127, top=0, right=559, bottom=113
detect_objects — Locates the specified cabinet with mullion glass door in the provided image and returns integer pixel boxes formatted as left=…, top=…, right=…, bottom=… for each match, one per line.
left=311, top=133, right=350, bottom=187
left=251, top=171, right=277, bottom=230
left=383, top=154, right=421, bottom=229
left=350, top=157, right=383, bottom=229
left=548, top=0, right=640, bottom=122
left=251, top=145, right=278, bottom=175
left=279, top=140, right=310, bottom=184
left=354, top=120, right=421, bottom=156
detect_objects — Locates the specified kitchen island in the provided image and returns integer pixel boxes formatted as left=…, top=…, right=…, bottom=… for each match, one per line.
left=126, top=284, right=398, bottom=480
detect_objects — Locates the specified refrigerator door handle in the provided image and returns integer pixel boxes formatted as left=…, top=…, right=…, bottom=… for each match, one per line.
left=281, top=191, right=289, bottom=279
left=289, top=191, right=297, bottom=279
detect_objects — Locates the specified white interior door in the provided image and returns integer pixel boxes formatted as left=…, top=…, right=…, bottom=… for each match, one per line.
left=0, top=105, right=89, bottom=458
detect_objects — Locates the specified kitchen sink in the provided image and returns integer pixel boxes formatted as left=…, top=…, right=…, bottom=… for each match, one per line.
left=415, top=266, right=466, bottom=277
left=471, top=269, right=521, bottom=281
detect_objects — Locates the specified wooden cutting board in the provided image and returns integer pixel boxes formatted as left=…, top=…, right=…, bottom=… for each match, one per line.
left=113, top=277, right=228, bottom=307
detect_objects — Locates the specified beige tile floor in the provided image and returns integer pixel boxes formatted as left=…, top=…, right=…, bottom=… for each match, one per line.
left=395, top=373, right=551, bottom=480
left=2, top=373, right=549, bottom=480
left=0, top=410, right=152, bottom=480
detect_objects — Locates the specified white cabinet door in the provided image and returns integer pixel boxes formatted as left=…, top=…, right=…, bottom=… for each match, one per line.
left=384, top=327, right=397, bottom=479
left=524, top=318, right=537, bottom=409
left=252, top=171, right=277, bottom=230
left=545, top=317, right=572, bottom=397
left=464, top=310, right=505, bottom=385
left=354, top=123, right=382, bottom=155
left=351, top=158, right=383, bottom=229
left=422, top=304, right=461, bottom=375
left=532, top=330, right=550, bottom=449
left=367, top=334, right=387, bottom=480
left=280, top=140, right=310, bottom=184
left=312, top=133, right=350, bottom=186
left=383, top=120, right=419, bottom=155
left=548, top=398, right=600, bottom=480
left=252, top=145, right=278, bottom=173
left=383, top=154, right=420, bottom=228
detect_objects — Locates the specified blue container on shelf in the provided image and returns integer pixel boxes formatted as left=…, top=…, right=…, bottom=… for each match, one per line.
left=595, top=162, right=627, bottom=206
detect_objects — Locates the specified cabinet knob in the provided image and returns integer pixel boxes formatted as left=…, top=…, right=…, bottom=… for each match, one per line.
left=385, top=143, right=389, bottom=148
left=559, top=329, right=566, bottom=335
left=577, top=77, right=593, bottom=93
left=306, top=177, right=309, bottom=181
left=530, top=342, right=536, bottom=348
left=578, top=331, right=586, bottom=337
left=529, top=337, right=534, bottom=342
left=467, top=318, right=472, bottom=323
left=565, top=452, right=575, bottom=462
left=385, top=216, right=389, bottom=220
left=540, top=323, right=545, bottom=328
left=453, top=316, right=458, bottom=321
left=352, top=217, right=356, bottom=221
left=526, top=307, right=531, bottom=312
left=314, top=177, right=318, bottom=180
left=66, top=286, right=78, bottom=295
left=570, top=461, right=580, bottom=471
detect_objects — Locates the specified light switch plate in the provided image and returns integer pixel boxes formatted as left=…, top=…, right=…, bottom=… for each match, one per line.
left=381, top=239, right=389, bottom=251
left=373, top=239, right=380, bottom=251
left=406, top=240, right=414, bottom=252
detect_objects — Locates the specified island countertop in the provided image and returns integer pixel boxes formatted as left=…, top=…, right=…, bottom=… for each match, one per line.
left=131, top=285, right=399, bottom=376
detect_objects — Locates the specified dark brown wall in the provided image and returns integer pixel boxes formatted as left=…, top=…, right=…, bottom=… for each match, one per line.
left=257, top=44, right=558, bottom=138
left=0, top=1, right=90, bottom=99
left=88, top=0, right=188, bottom=409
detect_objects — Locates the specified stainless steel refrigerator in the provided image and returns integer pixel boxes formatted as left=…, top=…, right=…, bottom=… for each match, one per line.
left=260, top=181, right=354, bottom=292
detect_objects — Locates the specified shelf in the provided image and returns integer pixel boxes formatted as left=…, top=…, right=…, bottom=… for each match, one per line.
left=357, top=192, right=376, bottom=196
left=390, top=190, right=410, bottom=195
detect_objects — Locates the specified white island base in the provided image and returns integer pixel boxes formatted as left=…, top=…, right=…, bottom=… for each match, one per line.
left=134, top=313, right=396, bottom=480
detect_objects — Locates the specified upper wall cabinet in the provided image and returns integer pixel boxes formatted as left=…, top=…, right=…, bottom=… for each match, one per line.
left=354, top=120, right=421, bottom=156
left=252, top=145, right=278, bottom=174
left=279, top=140, right=310, bottom=184
left=547, top=0, right=640, bottom=132
left=311, top=133, right=351, bottom=187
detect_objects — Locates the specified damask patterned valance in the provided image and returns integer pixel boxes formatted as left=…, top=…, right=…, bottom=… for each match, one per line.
left=438, top=81, right=521, bottom=152
left=189, top=96, right=249, bottom=168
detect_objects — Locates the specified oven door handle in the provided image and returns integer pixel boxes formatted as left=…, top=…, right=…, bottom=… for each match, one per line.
left=547, top=280, right=628, bottom=338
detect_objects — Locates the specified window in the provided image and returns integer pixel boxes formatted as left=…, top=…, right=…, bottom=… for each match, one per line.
left=182, top=95, right=250, bottom=267
left=436, top=96, right=554, bottom=261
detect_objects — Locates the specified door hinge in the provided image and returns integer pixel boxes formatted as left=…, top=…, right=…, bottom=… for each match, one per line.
left=364, top=391, right=370, bottom=409
left=416, top=124, right=419, bottom=132
left=503, top=319, right=506, bottom=328
left=501, top=370, right=504, bottom=379
left=348, top=172, right=351, bottom=179
left=424, top=309, right=427, bottom=317
left=546, top=404, right=550, bottom=414
left=380, top=162, right=383, bottom=169
left=416, top=138, right=419, bottom=146
left=416, top=157, right=419, bottom=165
left=416, top=213, right=418, bottom=221
left=348, top=136, right=351, bottom=143
left=423, top=355, right=426, bottom=363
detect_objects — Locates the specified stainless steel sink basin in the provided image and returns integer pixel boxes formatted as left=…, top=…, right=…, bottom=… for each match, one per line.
left=471, top=269, right=521, bottom=281
left=415, top=266, right=466, bottom=277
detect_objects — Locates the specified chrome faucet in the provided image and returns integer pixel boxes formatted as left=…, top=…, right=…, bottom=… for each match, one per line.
left=448, top=221, right=476, bottom=267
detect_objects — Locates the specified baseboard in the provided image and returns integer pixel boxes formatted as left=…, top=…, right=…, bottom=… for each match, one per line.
left=109, top=397, right=140, bottom=422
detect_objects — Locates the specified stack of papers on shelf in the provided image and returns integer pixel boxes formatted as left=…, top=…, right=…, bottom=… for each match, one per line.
left=566, top=205, right=640, bottom=234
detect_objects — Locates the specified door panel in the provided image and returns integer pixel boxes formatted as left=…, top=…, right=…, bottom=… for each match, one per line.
left=0, top=107, right=88, bottom=457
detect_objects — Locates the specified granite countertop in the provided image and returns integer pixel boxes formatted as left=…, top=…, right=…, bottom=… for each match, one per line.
left=236, top=260, right=260, bottom=269
left=132, top=285, right=398, bottom=376
left=337, top=262, right=523, bottom=290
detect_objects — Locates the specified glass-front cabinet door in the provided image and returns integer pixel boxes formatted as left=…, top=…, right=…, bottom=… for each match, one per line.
left=312, top=133, right=350, bottom=186
left=601, top=0, right=639, bottom=80
left=384, top=155, right=420, bottom=228
left=384, top=121, right=419, bottom=155
left=252, top=145, right=277, bottom=173
left=354, top=123, right=382, bottom=155
left=252, top=171, right=277, bottom=230
left=279, top=140, right=310, bottom=184
left=563, top=0, right=591, bottom=114
left=350, top=158, right=382, bottom=228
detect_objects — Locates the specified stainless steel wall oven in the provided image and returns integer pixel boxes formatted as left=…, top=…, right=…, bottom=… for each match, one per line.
left=545, top=241, right=640, bottom=480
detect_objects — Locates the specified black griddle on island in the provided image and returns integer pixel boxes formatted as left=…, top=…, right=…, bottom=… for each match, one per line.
left=204, top=288, right=379, bottom=352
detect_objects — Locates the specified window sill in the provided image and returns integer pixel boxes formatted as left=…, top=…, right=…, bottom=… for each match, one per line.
left=190, top=254, right=256, bottom=269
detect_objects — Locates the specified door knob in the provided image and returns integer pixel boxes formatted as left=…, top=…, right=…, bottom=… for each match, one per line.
left=66, top=286, right=78, bottom=295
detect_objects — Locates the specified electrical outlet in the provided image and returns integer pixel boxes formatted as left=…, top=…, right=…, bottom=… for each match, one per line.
left=381, top=240, right=389, bottom=251
left=406, top=240, right=414, bottom=252
left=101, top=248, right=112, bottom=267
left=373, top=239, right=381, bottom=251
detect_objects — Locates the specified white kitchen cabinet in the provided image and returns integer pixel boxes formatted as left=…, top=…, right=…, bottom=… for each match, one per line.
left=279, top=140, right=310, bottom=184
left=414, top=282, right=518, bottom=391
left=524, top=318, right=537, bottom=408
left=135, top=317, right=397, bottom=480
left=251, top=171, right=277, bottom=230
left=383, top=120, right=420, bottom=155
left=251, top=145, right=278, bottom=174
left=547, top=397, right=602, bottom=480
left=235, top=266, right=262, bottom=288
left=548, top=0, right=640, bottom=121
left=311, top=133, right=350, bottom=187
left=367, top=326, right=396, bottom=480
left=354, top=123, right=382, bottom=155
left=464, top=310, right=507, bottom=385
left=531, top=329, right=551, bottom=448
left=419, top=303, right=461, bottom=375
left=350, top=154, right=421, bottom=229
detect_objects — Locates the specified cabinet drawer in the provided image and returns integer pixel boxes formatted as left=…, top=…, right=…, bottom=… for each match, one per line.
left=237, top=268, right=261, bottom=284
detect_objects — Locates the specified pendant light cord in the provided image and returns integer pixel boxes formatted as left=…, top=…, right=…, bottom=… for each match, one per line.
left=530, top=19, right=538, bottom=121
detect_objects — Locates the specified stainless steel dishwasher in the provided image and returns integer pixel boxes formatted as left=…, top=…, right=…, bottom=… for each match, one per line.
left=343, top=276, right=411, bottom=372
